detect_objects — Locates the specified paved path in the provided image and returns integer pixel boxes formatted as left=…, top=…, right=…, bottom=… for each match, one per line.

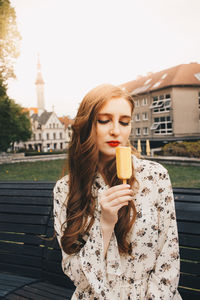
left=1, top=153, right=200, bottom=166
left=0, top=154, right=67, bottom=164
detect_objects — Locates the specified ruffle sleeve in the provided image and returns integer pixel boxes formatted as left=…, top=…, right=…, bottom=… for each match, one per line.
left=146, top=167, right=181, bottom=299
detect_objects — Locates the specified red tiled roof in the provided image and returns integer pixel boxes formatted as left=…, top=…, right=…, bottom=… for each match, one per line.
left=59, top=116, right=74, bottom=129
left=121, top=63, right=200, bottom=95
left=23, top=107, right=38, bottom=114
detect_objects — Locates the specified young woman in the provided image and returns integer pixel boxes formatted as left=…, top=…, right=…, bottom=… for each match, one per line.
left=53, top=84, right=181, bottom=299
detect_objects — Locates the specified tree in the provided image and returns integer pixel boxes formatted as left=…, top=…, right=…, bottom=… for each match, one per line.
left=0, top=89, right=32, bottom=152
left=0, top=0, right=21, bottom=81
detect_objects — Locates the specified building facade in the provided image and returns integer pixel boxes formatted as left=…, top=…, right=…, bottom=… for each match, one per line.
left=23, top=110, right=70, bottom=152
left=15, top=56, right=73, bottom=152
left=121, top=63, right=200, bottom=149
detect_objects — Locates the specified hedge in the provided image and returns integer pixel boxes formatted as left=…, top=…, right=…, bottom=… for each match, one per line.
left=162, top=141, right=200, bottom=158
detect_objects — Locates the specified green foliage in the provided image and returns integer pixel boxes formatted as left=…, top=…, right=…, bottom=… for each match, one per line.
left=162, top=141, right=200, bottom=158
left=0, top=94, right=32, bottom=152
left=24, top=150, right=67, bottom=156
left=0, top=0, right=21, bottom=80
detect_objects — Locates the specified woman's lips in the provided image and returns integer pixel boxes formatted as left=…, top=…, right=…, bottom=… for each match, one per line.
left=107, top=141, right=120, bottom=147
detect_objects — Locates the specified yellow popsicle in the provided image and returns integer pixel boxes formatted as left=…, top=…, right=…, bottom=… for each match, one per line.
left=116, top=146, right=132, bottom=184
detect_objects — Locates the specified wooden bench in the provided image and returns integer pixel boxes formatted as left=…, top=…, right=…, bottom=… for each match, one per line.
left=0, top=182, right=75, bottom=299
left=173, top=188, right=200, bottom=299
left=0, top=182, right=199, bottom=299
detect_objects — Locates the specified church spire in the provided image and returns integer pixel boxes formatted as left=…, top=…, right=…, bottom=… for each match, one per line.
left=35, top=54, right=45, bottom=111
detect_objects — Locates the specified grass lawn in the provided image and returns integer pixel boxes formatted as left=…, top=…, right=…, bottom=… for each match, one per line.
left=162, top=163, right=200, bottom=188
left=0, top=159, right=200, bottom=188
left=0, top=159, right=67, bottom=182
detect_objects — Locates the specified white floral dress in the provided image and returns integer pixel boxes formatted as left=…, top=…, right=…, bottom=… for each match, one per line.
left=53, top=155, right=182, bottom=299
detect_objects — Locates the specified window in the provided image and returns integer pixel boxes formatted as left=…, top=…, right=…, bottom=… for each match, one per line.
left=150, top=94, right=171, bottom=113
left=135, top=99, right=140, bottom=107
left=142, top=98, right=148, bottom=106
left=46, top=133, right=49, bottom=140
left=161, top=73, right=167, bottom=80
left=39, top=133, right=41, bottom=140
left=144, top=78, right=152, bottom=85
left=135, top=114, right=140, bottom=121
left=57, top=124, right=59, bottom=128
left=151, top=116, right=172, bottom=135
left=198, top=92, right=200, bottom=108
left=142, top=112, right=148, bottom=120
left=136, top=128, right=141, bottom=136
left=143, top=127, right=148, bottom=135
left=53, top=123, right=55, bottom=128
left=33, top=134, right=36, bottom=140
left=153, top=81, right=161, bottom=88
left=60, top=132, right=62, bottom=139
left=53, top=133, right=56, bottom=139
left=49, top=124, right=52, bottom=128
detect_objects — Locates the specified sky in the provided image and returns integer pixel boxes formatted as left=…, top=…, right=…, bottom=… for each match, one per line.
left=7, top=0, right=200, bottom=118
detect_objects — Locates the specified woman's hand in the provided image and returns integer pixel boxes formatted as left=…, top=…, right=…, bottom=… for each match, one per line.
left=99, top=184, right=133, bottom=256
left=99, top=184, right=133, bottom=227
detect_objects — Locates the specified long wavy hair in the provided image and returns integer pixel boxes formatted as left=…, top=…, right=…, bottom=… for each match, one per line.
left=61, top=84, right=138, bottom=256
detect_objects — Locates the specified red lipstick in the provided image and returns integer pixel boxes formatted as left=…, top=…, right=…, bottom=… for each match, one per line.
left=107, top=141, right=120, bottom=147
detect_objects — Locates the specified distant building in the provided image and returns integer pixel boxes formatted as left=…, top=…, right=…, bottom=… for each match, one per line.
left=15, top=56, right=73, bottom=152
left=121, top=62, right=200, bottom=149
left=24, top=110, right=69, bottom=152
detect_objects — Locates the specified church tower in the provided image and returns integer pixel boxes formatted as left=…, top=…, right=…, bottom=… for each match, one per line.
left=35, top=55, right=45, bottom=111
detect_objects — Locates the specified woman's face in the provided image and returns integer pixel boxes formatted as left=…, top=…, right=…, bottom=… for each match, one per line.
left=96, top=97, right=132, bottom=162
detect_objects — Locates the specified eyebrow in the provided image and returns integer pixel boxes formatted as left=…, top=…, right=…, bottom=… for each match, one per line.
left=98, top=113, right=131, bottom=118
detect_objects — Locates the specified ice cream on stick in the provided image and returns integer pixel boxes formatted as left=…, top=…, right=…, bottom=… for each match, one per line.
left=116, top=146, right=132, bottom=184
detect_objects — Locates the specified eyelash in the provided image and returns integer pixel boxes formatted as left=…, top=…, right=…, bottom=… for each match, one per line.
left=97, top=120, right=130, bottom=126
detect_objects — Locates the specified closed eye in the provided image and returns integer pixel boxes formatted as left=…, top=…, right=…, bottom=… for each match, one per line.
left=120, top=121, right=130, bottom=126
left=97, top=119, right=110, bottom=124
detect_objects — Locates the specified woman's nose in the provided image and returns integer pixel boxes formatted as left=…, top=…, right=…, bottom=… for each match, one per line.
left=110, top=122, right=120, bottom=136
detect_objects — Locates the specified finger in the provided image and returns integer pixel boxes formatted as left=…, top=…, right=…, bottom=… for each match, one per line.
left=110, top=195, right=133, bottom=207
left=104, top=184, right=131, bottom=196
left=105, top=189, right=133, bottom=203
left=113, top=201, right=129, bottom=211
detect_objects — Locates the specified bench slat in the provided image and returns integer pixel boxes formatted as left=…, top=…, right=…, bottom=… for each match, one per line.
left=179, top=233, right=200, bottom=248
left=35, top=282, right=74, bottom=298
left=0, top=232, right=45, bottom=245
left=177, top=221, right=200, bottom=234
left=0, top=189, right=52, bottom=197
left=0, top=196, right=52, bottom=205
left=178, top=287, right=200, bottom=300
left=180, top=260, right=200, bottom=275
left=176, top=209, right=200, bottom=222
left=179, top=272, right=200, bottom=289
left=0, top=213, right=49, bottom=224
left=180, top=246, right=200, bottom=261
left=0, top=242, right=43, bottom=257
left=0, top=253, right=42, bottom=268
left=0, top=262, right=42, bottom=278
left=16, top=285, right=67, bottom=300
left=0, top=204, right=51, bottom=214
left=0, top=182, right=54, bottom=189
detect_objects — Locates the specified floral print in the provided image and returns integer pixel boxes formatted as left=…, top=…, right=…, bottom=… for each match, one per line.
left=53, top=155, right=182, bottom=299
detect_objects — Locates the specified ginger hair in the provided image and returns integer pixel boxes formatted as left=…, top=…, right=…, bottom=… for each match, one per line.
left=61, top=84, right=138, bottom=255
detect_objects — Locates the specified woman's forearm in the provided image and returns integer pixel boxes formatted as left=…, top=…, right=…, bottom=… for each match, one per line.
left=100, top=217, right=115, bottom=257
